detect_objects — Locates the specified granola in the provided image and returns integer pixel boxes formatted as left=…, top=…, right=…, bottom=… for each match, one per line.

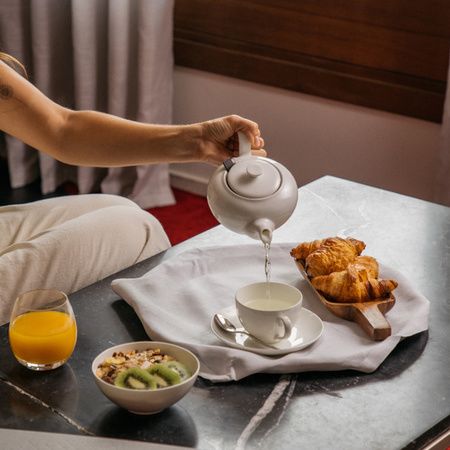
left=96, top=348, right=176, bottom=385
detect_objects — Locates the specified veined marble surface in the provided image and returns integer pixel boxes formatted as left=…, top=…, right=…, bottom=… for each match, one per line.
left=0, top=176, right=448, bottom=450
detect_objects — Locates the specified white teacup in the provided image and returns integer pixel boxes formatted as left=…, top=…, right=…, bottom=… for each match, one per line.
left=235, top=282, right=303, bottom=344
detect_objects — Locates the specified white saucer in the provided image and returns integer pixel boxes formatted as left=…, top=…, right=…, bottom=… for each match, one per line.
left=210, top=306, right=324, bottom=356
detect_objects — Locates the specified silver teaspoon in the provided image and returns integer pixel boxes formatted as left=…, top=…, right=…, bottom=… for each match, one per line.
left=213, top=313, right=279, bottom=349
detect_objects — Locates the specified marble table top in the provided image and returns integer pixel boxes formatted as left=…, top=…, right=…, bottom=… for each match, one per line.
left=1, top=176, right=449, bottom=449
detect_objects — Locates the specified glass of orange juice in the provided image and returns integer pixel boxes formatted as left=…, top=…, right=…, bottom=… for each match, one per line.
left=9, top=289, right=77, bottom=371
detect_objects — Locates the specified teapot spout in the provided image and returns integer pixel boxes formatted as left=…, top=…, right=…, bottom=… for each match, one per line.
left=252, top=218, right=274, bottom=244
left=260, top=228, right=273, bottom=245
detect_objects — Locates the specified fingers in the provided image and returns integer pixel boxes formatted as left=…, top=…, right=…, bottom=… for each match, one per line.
left=209, top=143, right=234, bottom=166
left=198, top=114, right=267, bottom=165
left=228, top=147, right=267, bottom=160
left=208, top=145, right=267, bottom=165
left=253, top=136, right=264, bottom=149
left=251, top=148, right=267, bottom=157
left=226, top=115, right=264, bottom=149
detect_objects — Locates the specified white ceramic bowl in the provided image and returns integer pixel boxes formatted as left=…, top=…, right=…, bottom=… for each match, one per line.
left=92, top=341, right=200, bottom=415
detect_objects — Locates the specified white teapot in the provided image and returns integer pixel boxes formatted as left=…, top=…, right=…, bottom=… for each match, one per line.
left=207, top=132, right=298, bottom=243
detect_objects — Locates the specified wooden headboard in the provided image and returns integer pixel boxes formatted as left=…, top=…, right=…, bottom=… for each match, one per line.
left=174, top=0, right=450, bottom=123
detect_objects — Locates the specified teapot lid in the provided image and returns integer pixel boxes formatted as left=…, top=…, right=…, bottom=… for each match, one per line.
left=226, top=158, right=281, bottom=198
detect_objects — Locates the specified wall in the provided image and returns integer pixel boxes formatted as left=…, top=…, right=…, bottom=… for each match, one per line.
left=171, top=67, right=441, bottom=202
left=174, top=0, right=450, bottom=123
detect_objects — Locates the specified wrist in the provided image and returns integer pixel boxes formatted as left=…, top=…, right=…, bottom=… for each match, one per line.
left=178, top=122, right=205, bottom=162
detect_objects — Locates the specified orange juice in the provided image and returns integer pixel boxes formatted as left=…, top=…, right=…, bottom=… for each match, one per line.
left=9, top=310, right=77, bottom=364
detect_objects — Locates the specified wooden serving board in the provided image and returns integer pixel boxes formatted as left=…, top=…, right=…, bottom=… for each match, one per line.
left=295, top=260, right=395, bottom=341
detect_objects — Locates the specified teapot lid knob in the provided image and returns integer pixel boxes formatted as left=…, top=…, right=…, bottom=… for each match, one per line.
left=246, top=163, right=263, bottom=178
left=226, top=159, right=281, bottom=198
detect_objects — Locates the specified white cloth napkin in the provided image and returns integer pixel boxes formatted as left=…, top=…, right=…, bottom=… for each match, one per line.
left=111, top=244, right=430, bottom=382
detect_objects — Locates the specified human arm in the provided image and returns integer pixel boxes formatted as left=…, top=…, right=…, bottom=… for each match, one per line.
left=0, top=60, right=265, bottom=167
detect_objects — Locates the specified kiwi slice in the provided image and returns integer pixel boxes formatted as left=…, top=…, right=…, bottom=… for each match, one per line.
left=148, top=363, right=182, bottom=386
left=114, top=367, right=157, bottom=390
left=127, top=376, right=148, bottom=390
left=161, top=361, right=191, bottom=381
left=151, top=374, right=169, bottom=388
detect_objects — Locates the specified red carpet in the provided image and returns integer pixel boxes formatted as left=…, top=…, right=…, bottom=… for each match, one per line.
left=147, top=188, right=218, bottom=245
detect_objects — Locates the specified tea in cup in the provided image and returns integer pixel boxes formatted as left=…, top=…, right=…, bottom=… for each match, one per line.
left=9, top=289, right=77, bottom=370
left=235, top=282, right=302, bottom=344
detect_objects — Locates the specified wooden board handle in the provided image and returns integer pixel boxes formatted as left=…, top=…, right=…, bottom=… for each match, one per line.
left=353, top=303, right=392, bottom=341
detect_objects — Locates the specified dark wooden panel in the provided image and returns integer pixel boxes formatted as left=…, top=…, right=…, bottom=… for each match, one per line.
left=175, top=0, right=448, bottom=80
left=174, top=0, right=449, bottom=122
left=253, top=0, right=450, bottom=38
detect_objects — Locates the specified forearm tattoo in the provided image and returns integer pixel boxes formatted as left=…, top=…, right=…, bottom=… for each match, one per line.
left=0, top=79, right=24, bottom=115
left=0, top=84, right=13, bottom=100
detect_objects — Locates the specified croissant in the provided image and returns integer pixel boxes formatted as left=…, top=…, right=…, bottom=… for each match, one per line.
left=290, top=239, right=326, bottom=261
left=311, top=266, right=398, bottom=303
left=350, top=256, right=379, bottom=279
left=305, top=237, right=366, bottom=277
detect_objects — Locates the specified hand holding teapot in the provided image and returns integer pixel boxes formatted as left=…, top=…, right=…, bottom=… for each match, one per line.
left=207, top=132, right=298, bottom=244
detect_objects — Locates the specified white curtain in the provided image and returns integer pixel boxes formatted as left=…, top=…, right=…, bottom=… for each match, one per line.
left=0, top=0, right=175, bottom=209
left=435, top=51, right=450, bottom=206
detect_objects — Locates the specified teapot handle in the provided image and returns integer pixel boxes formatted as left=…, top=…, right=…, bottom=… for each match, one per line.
left=237, top=132, right=252, bottom=157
